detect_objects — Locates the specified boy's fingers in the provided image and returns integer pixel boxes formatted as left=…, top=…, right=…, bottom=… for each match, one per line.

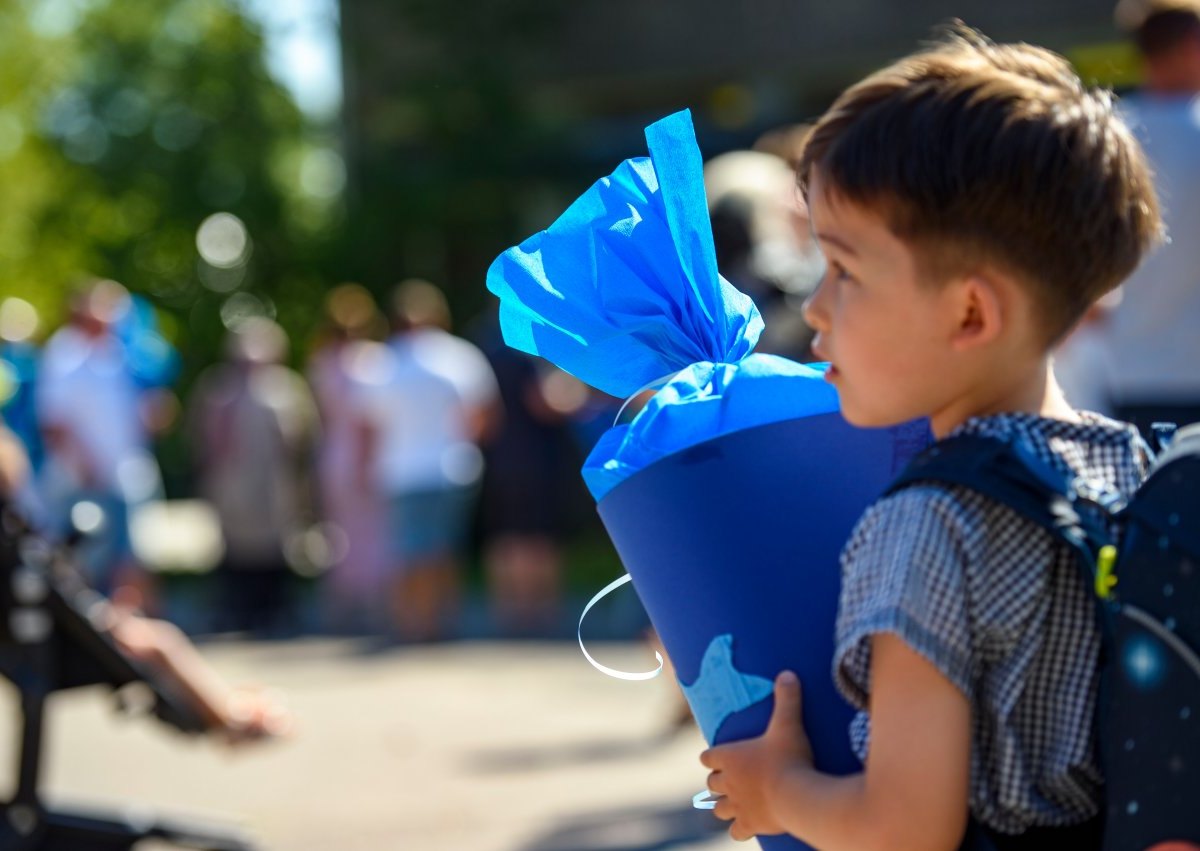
left=699, top=747, right=721, bottom=769
left=706, top=770, right=725, bottom=794
left=766, top=670, right=803, bottom=739
left=712, top=797, right=735, bottom=821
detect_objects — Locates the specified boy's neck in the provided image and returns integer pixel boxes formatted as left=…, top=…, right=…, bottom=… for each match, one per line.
left=928, top=357, right=1079, bottom=439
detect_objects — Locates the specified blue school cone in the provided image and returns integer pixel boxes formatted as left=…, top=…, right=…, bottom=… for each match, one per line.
left=597, top=411, right=922, bottom=761
left=598, top=411, right=926, bottom=851
left=487, top=109, right=929, bottom=851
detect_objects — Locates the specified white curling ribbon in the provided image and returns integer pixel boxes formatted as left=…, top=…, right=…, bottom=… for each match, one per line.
left=612, top=371, right=680, bottom=427
left=693, top=789, right=720, bottom=811
left=577, top=573, right=663, bottom=681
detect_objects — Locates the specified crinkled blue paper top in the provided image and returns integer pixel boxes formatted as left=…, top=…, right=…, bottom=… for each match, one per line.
left=486, top=109, right=839, bottom=502
left=582, top=355, right=838, bottom=500
left=486, top=110, right=762, bottom=399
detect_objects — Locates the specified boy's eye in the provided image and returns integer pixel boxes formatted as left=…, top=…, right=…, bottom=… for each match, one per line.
left=829, top=261, right=856, bottom=284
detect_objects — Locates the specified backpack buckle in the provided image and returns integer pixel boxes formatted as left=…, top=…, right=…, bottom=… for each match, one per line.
left=1095, top=544, right=1118, bottom=600
left=1071, top=479, right=1126, bottom=514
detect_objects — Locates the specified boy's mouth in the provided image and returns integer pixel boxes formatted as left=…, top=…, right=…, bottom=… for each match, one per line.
left=811, top=343, right=837, bottom=379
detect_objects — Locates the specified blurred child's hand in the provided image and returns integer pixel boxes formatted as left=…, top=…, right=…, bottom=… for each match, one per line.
left=700, top=671, right=812, bottom=841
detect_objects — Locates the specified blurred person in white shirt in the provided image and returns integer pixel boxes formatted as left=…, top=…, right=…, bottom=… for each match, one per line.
left=36, top=280, right=163, bottom=611
left=1089, top=0, right=1200, bottom=437
left=352, top=280, right=499, bottom=641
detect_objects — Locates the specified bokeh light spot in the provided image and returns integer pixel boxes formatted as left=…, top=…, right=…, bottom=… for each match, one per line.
left=196, top=212, right=250, bottom=269
left=70, top=500, right=106, bottom=535
left=0, top=298, right=40, bottom=343
left=299, top=147, right=346, bottom=199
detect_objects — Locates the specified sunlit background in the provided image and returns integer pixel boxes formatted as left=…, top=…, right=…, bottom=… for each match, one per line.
left=0, top=0, right=1156, bottom=849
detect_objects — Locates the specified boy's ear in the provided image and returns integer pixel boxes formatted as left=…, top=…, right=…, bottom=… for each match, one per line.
left=948, top=275, right=1003, bottom=351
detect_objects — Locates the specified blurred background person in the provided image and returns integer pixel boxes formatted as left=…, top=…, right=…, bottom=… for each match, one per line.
left=474, top=305, right=588, bottom=637
left=188, top=317, right=319, bottom=636
left=703, top=141, right=825, bottom=362
left=1097, top=0, right=1200, bottom=436
left=352, top=280, right=498, bottom=642
left=308, top=283, right=390, bottom=633
left=36, top=279, right=163, bottom=612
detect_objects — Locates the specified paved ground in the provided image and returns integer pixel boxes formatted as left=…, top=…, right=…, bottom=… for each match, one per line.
left=0, top=638, right=742, bottom=851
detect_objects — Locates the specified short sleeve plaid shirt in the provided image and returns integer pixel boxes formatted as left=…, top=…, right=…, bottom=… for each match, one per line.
left=833, top=412, right=1151, bottom=835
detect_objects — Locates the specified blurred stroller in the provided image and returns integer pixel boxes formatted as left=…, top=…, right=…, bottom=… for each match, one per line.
left=0, top=420, right=281, bottom=850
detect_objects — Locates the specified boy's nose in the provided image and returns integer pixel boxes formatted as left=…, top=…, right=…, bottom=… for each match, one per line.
left=801, top=279, right=830, bottom=334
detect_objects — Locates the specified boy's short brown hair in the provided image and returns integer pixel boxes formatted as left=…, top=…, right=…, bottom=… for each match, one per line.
left=799, top=25, right=1163, bottom=344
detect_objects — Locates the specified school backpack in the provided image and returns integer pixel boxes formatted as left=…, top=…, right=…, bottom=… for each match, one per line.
left=887, top=423, right=1200, bottom=851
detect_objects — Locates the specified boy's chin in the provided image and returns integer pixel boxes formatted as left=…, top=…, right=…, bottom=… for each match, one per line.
left=839, top=405, right=913, bottom=431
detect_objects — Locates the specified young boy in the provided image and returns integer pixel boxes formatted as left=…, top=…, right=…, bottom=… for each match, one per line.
left=699, top=27, right=1162, bottom=851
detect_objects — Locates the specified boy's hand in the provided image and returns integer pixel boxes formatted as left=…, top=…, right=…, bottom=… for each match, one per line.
left=699, top=671, right=813, bottom=841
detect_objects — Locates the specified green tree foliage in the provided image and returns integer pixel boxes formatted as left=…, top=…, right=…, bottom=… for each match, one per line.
left=342, top=0, right=569, bottom=323
left=0, top=0, right=342, bottom=369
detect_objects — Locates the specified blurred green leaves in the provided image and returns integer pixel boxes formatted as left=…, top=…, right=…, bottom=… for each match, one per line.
left=0, top=0, right=343, bottom=364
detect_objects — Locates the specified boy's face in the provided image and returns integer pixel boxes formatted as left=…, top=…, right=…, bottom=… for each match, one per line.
left=802, top=173, right=965, bottom=430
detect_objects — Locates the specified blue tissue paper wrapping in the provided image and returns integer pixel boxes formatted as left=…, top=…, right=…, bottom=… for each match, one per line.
left=486, top=111, right=762, bottom=402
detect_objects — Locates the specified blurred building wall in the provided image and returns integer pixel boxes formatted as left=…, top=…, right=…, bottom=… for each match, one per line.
left=337, top=0, right=1128, bottom=317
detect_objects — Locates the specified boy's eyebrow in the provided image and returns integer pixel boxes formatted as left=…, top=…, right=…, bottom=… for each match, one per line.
left=815, top=232, right=858, bottom=257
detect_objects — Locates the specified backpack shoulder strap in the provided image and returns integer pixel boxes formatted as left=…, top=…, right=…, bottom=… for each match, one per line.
left=886, top=434, right=1110, bottom=574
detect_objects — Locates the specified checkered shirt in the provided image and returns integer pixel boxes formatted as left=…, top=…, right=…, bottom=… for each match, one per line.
left=833, top=411, right=1151, bottom=835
